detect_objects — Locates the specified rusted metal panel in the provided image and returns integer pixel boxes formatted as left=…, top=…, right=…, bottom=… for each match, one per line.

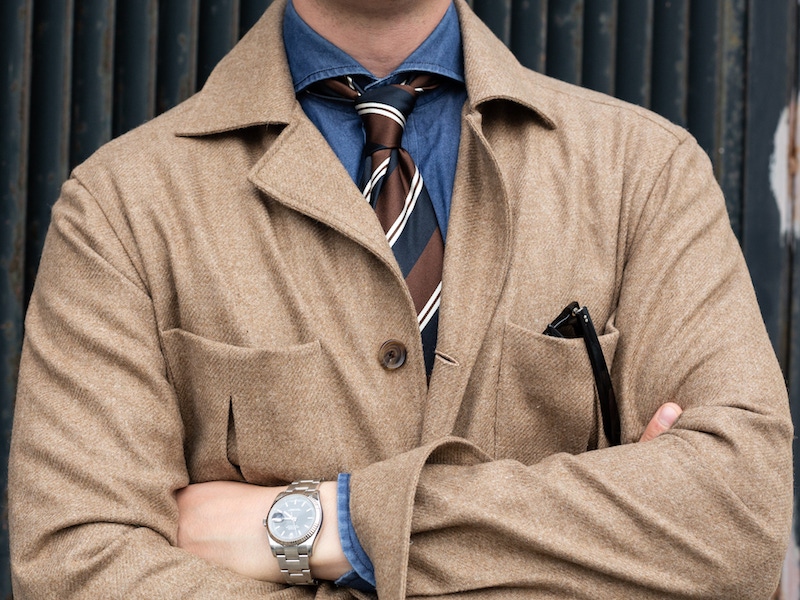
left=472, top=0, right=512, bottom=46
left=27, top=0, right=74, bottom=300
left=615, top=0, right=653, bottom=108
left=717, top=0, right=748, bottom=241
left=741, top=0, right=796, bottom=362
left=0, top=0, right=32, bottom=595
left=114, top=0, right=158, bottom=136
left=71, top=0, right=116, bottom=167
left=546, top=0, right=584, bottom=86
left=198, top=0, right=241, bottom=89
left=582, top=0, right=616, bottom=95
left=651, top=0, right=689, bottom=128
left=510, top=0, right=547, bottom=73
left=239, top=0, right=273, bottom=38
left=157, top=0, right=199, bottom=113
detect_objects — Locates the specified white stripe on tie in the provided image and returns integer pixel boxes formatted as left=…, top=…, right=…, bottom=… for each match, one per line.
left=418, top=282, right=442, bottom=331
left=386, top=167, right=424, bottom=246
left=362, top=156, right=391, bottom=200
left=355, top=103, right=407, bottom=128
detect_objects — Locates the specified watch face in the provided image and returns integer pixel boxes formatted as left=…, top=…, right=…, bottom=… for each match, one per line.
left=267, top=493, right=321, bottom=545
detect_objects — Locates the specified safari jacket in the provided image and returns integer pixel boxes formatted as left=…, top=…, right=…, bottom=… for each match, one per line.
left=9, top=0, right=793, bottom=598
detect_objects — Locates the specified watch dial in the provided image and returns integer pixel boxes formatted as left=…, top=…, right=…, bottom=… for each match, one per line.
left=267, top=494, right=320, bottom=544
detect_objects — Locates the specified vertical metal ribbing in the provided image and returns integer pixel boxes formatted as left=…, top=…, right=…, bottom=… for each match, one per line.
left=582, top=0, right=617, bottom=95
left=0, top=1, right=32, bottom=597
left=545, top=0, right=584, bottom=86
left=472, top=0, right=512, bottom=46
left=651, top=0, right=690, bottom=127
left=157, top=0, right=199, bottom=114
left=687, top=0, right=722, bottom=178
left=114, top=0, right=159, bottom=137
left=717, top=0, right=748, bottom=241
left=741, top=0, right=796, bottom=360
left=510, top=0, right=547, bottom=73
left=615, top=0, right=653, bottom=108
left=70, top=0, right=116, bottom=167
left=197, top=0, right=242, bottom=90
left=27, top=0, right=74, bottom=302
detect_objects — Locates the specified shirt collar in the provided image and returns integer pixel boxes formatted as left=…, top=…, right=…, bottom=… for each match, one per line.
left=283, top=0, right=464, bottom=93
left=174, top=0, right=557, bottom=138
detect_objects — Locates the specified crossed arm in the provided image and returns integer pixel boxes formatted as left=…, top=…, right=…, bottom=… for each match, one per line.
left=176, top=402, right=683, bottom=584
left=11, top=128, right=790, bottom=597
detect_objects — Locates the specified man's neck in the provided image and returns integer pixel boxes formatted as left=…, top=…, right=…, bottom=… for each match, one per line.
left=292, top=0, right=453, bottom=78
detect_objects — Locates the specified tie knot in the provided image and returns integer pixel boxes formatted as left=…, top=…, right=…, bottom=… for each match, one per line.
left=356, top=85, right=419, bottom=149
left=314, top=74, right=441, bottom=150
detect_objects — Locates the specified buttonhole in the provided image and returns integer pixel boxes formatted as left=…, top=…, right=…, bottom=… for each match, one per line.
left=435, top=351, right=459, bottom=366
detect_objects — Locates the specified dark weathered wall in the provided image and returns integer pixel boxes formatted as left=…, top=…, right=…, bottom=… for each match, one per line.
left=1, top=0, right=798, bottom=597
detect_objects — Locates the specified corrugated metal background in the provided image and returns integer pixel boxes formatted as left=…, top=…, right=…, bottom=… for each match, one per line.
left=1, top=0, right=798, bottom=596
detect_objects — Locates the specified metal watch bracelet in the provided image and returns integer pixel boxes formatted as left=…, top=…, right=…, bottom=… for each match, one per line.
left=267, top=480, right=321, bottom=585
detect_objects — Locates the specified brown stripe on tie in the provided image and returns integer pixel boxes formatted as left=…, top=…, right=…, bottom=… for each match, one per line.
left=406, top=229, right=444, bottom=315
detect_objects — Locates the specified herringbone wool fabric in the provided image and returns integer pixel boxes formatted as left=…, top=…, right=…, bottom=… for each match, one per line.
left=325, top=75, right=444, bottom=374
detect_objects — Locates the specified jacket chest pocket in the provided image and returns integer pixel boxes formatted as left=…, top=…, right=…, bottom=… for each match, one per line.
left=495, top=320, right=619, bottom=464
left=161, top=328, right=344, bottom=484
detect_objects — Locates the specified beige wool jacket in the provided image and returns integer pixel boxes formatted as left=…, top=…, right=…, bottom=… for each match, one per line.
left=9, top=0, right=793, bottom=598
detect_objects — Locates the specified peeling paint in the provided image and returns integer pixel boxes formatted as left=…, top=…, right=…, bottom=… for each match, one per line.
left=793, top=93, right=800, bottom=247
left=769, top=93, right=800, bottom=243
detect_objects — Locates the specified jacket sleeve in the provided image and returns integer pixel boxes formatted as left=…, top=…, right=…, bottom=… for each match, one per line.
left=7, top=178, right=308, bottom=598
left=347, top=136, right=794, bottom=599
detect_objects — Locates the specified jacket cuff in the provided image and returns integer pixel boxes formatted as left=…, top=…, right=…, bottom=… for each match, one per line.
left=348, top=437, right=490, bottom=599
left=334, top=473, right=376, bottom=591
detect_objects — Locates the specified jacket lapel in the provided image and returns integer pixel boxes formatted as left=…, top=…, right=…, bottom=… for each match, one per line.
left=423, top=108, right=512, bottom=442
left=174, top=0, right=401, bottom=276
left=247, top=109, right=398, bottom=270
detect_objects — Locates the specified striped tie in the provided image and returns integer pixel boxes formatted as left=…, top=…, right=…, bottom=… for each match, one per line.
left=324, top=75, right=443, bottom=375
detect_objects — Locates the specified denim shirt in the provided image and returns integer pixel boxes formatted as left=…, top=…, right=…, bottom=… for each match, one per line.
left=283, top=0, right=466, bottom=240
left=283, top=1, right=466, bottom=590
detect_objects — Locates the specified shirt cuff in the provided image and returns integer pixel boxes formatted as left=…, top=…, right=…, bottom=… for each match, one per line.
left=334, top=473, right=377, bottom=592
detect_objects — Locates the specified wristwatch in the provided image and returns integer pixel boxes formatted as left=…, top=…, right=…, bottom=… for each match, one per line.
left=264, top=480, right=323, bottom=585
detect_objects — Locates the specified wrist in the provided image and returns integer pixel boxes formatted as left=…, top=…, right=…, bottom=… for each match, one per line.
left=308, top=480, right=352, bottom=581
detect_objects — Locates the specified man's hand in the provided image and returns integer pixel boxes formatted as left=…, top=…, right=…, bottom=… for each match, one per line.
left=176, top=480, right=349, bottom=583
left=638, top=402, right=682, bottom=443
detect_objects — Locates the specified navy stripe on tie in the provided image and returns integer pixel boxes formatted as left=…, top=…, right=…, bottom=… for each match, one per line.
left=391, top=186, right=439, bottom=277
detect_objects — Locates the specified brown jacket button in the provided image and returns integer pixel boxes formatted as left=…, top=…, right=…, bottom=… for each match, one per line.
left=379, top=340, right=407, bottom=370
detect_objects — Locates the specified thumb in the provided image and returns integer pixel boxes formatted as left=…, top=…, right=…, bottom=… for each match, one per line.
left=638, top=402, right=682, bottom=443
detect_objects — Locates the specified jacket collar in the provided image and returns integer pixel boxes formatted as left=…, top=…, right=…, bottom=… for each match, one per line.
left=174, top=0, right=557, bottom=137
left=454, top=0, right=555, bottom=129
left=174, top=0, right=296, bottom=136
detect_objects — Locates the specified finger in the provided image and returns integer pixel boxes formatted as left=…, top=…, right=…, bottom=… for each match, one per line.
left=638, top=402, right=683, bottom=443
